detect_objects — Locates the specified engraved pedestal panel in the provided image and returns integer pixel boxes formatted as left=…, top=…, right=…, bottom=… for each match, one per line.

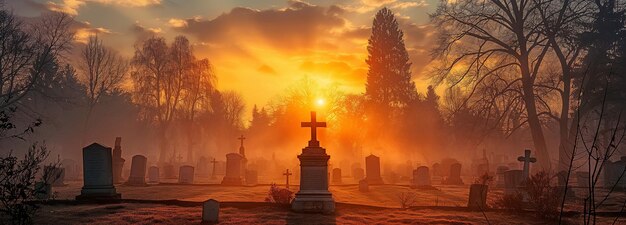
left=291, top=146, right=335, bottom=214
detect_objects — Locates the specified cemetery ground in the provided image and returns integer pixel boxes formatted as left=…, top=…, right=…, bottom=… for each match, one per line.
left=30, top=178, right=626, bottom=224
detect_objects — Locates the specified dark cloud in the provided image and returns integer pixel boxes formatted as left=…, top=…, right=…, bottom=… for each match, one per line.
left=130, top=22, right=161, bottom=42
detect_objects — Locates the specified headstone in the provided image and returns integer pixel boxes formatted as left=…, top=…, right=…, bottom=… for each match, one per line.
left=412, top=166, right=431, bottom=187
left=163, top=163, right=175, bottom=179
left=179, top=165, right=195, bottom=184
left=503, top=170, right=523, bottom=195
left=576, top=171, right=590, bottom=188
left=332, top=168, right=342, bottom=184
left=127, top=155, right=147, bottom=186
left=292, top=111, right=335, bottom=214
left=202, top=199, right=219, bottom=223
left=221, top=153, right=243, bottom=185
left=76, top=143, right=121, bottom=200
left=496, top=166, right=509, bottom=188
left=245, top=170, right=258, bottom=186
left=148, top=166, right=159, bottom=183
left=467, top=184, right=488, bottom=210
left=365, top=154, right=384, bottom=184
left=604, top=156, right=626, bottom=188
left=61, top=159, right=80, bottom=181
left=352, top=167, right=365, bottom=181
left=443, top=163, right=463, bottom=185
left=517, top=149, right=537, bottom=182
left=112, top=137, right=125, bottom=184
left=44, top=166, right=65, bottom=187
left=359, top=179, right=369, bottom=192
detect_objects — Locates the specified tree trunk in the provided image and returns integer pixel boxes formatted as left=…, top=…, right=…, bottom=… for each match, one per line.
left=521, top=59, right=551, bottom=171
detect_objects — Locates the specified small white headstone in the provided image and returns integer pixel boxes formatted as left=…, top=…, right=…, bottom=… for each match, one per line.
left=202, top=199, right=219, bottom=223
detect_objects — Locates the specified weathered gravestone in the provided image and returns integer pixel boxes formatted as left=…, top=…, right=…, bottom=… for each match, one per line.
left=76, top=143, right=121, bottom=200
left=44, top=166, right=65, bottom=187
left=468, top=183, right=489, bottom=210
left=179, top=165, right=195, bottom=184
left=127, top=155, right=147, bottom=186
left=443, top=163, right=463, bottom=185
left=112, top=137, right=125, bottom=184
left=245, top=170, right=258, bottom=186
left=503, top=170, right=523, bottom=195
left=202, top=199, right=219, bottom=223
left=359, top=179, right=369, bottom=192
left=221, top=153, right=243, bottom=185
left=332, top=168, right=342, bottom=184
left=148, top=166, right=159, bottom=183
left=412, top=166, right=431, bottom=187
left=496, top=166, right=509, bottom=188
left=604, top=156, right=626, bottom=189
left=292, top=111, right=335, bottom=214
left=61, top=159, right=80, bottom=181
left=352, top=167, right=365, bottom=181
left=365, top=154, right=384, bottom=185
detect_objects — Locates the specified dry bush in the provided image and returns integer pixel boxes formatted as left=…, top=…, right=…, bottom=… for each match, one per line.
left=474, top=173, right=494, bottom=185
left=494, top=191, right=525, bottom=211
left=523, top=171, right=561, bottom=220
left=396, top=191, right=418, bottom=209
left=264, top=183, right=293, bottom=205
left=0, top=143, right=50, bottom=225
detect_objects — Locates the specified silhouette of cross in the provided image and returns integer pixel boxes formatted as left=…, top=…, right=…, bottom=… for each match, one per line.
left=301, top=111, right=326, bottom=147
left=283, top=169, right=292, bottom=189
left=210, top=158, right=218, bottom=179
left=238, top=135, right=246, bottom=147
left=517, top=149, right=536, bottom=181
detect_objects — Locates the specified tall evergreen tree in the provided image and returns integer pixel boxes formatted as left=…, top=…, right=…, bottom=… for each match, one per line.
left=365, top=8, right=416, bottom=111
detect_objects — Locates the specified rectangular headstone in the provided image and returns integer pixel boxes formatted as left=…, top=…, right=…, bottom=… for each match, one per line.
left=412, top=166, right=431, bottom=187
left=179, top=165, right=195, bottom=184
left=202, top=199, right=219, bottom=223
left=127, top=155, right=147, bottom=186
left=245, top=170, right=258, bottom=186
left=76, top=143, right=120, bottom=200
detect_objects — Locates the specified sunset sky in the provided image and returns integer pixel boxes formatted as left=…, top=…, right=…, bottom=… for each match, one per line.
left=8, top=0, right=437, bottom=109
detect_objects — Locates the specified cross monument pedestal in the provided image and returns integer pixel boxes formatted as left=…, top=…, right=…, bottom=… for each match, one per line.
left=292, top=111, right=335, bottom=214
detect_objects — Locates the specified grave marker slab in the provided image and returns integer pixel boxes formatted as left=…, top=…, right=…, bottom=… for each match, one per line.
left=202, top=199, right=219, bottom=223
left=148, top=166, right=159, bottom=183
left=412, top=166, right=431, bottom=187
left=179, top=165, right=195, bottom=184
left=127, top=155, right=147, bottom=186
left=221, top=153, right=243, bottom=185
left=365, top=154, right=384, bottom=185
left=76, top=143, right=121, bottom=200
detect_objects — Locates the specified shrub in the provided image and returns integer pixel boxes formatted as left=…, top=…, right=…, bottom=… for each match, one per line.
left=494, top=191, right=524, bottom=211
left=264, top=183, right=293, bottom=204
left=0, top=143, right=50, bottom=225
left=396, top=191, right=418, bottom=209
left=523, top=171, right=561, bottom=220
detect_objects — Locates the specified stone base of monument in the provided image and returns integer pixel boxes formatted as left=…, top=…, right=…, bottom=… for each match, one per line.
left=76, top=186, right=121, bottom=201
left=291, top=190, right=335, bottom=214
left=220, top=177, right=242, bottom=186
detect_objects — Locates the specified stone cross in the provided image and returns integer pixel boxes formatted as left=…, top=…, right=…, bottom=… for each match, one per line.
left=237, top=135, right=246, bottom=157
left=238, top=135, right=246, bottom=147
left=517, top=149, right=536, bottom=181
left=211, top=158, right=218, bottom=179
left=300, top=111, right=326, bottom=147
left=283, top=169, right=292, bottom=189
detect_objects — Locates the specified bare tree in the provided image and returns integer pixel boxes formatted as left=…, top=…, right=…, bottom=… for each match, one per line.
left=0, top=9, right=73, bottom=110
left=78, top=35, right=127, bottom=141
left=432, top=0, right=591, bottom=170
